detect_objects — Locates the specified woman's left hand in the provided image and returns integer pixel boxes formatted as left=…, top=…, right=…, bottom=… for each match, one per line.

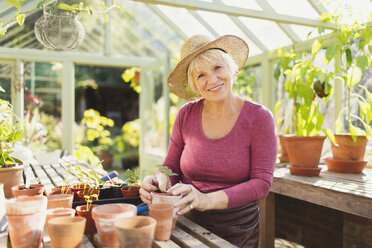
left=167, top=183, right=209, bottom=215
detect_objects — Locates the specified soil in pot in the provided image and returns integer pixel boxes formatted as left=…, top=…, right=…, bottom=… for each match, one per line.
left=149, top=203, right=174, bottom=241
left=11, top=183, right=44, bottom=197
left=0, top=164, right=24, bottom=198
left=331, top=134, right=368, bottom=161
left=92, top=203, right=137, bottom=247
left=151, top=192, right=182, bottom=229
left=47, top=216, right=86, bottom=248
left=47, top=194, right=74, bottom=209
left=76, top=204, right=98, bottom=235
left=324, top=157, right=367, bottom=173
left=115, top=216, right=156, bottom=248
left=121, top=185, right=140, bottom=198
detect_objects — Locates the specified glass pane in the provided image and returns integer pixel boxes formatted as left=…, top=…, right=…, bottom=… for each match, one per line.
left=266, top=0, right=319, bottom=19
left=322, top=0, right=372, bottom=24
left=239, top=17, right=292, bottom=50
left=0, top=64, right=12, bottom=102
left=289, top=24, right=332, bottom=40
left=196, top=10, right=263, bottom=56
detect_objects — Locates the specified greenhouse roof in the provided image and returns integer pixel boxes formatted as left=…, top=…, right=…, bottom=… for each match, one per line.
left=1, top=0, right=372, bottom=61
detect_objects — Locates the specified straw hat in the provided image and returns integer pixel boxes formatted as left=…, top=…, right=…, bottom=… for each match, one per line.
left=167, top=34, right=249, bottom=101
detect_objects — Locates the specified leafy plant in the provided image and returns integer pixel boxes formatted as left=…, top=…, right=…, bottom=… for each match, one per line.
left=158, top=166, right=177, bottom=177
left=156, top=166, right=177, bottom=192
left=122, top=67, right=141, bottom=93
left=0, top=95, right=23, bottom=167
left=124, top=168, right=140, bottom=189
left=84, top=193, right=98, bottom=210
left=316, top=10, right=372, bottom=143
left=114, top=119, right=140, bottom=159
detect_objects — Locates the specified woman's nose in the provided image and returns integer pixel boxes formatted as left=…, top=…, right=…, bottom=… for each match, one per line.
left=207, top=72, right=218, bottom=83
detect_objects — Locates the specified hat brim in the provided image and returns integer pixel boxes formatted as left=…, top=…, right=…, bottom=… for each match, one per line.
left=167, top=35, right=249, bottom=101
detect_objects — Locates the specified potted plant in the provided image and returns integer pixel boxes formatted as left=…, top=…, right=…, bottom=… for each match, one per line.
left=121, top=168, right=140, bottom=198
left=0, top=95, right=25, bottom=198
left=76, top=194, right=98, bottom=234
left=318, top=12, right=372, bottom=172
left=274, top=49, right=330, bottom=176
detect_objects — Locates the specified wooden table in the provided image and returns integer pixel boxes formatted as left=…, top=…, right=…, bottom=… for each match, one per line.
left=259, top=163, right=372, bottom=248
left=1, top=156, right=237, bottom=248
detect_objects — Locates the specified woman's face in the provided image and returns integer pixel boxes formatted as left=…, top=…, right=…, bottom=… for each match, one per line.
left=191, top=56, right=233, bottom=102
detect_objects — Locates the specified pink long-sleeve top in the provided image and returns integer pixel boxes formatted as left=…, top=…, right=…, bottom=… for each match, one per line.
left=163, top=99, right=277, bottom=209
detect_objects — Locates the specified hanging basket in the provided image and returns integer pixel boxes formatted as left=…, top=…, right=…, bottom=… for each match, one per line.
left=34, top=8, right=85, bottom=51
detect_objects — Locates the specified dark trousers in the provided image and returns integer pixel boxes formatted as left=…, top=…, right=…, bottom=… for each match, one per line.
left=188, top=202, right=260, bottom=248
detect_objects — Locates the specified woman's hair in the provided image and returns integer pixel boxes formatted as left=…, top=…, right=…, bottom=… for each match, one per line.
left=187, top=49, right=239, bottom=93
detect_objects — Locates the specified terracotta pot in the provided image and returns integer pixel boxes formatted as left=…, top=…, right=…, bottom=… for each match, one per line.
left=331, top=134, right=368, bottom=161
left=11, top=184, right=45, bottom=197
left=71, top=183, right=91, bottom=202
left=44, top=208, right=76, bottom=238
left=324, top=157, right=367, bottom=173
left=115, top=216, right=156, bottom=248
left=47, top=216, right=86, bottom=248
left=47, top=194, right=74, bottom=209
left=151, top=192, right=182, bottom=229
left=92, top=203, right=137, bottom=247
left=5, top=195, right=47, bottom=215
left=0, top=164, right=24, bottom=198
left=76, top=204, right=98, bottom=235
left=149, top=203, right=173, bottom=241
left=49, top=186, right=73, bottom=195
left=76, top=188, right=100, bottom=202
left=0, top=184, right=5, bottom=232
left=98, top=151, right=114, bottom=170
left=288, top=166, right=322, bottom=176
left=5, top=196, right=47, bottom=248
left=285, top=135, right=325, bottom=168
left=121, top=185, right=140, bottom=198
left=278, top=135, right=289, bottom=162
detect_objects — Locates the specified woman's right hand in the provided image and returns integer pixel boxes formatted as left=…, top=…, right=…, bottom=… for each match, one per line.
left=139, top=175, right=159, bottom=205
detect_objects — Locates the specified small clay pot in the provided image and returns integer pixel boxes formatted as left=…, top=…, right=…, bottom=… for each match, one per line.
left=151, top=192, right=182, bottom=229
left=288, top=166, right=322, bottom=176
left=92, top=203, right=137, bottom=247
left=45, top=208, right=76, bottom=238
left=71, top=183, right=91, bottom=202
left=121, top=185, right=140, bottom=198
left=115, top=216, right=156, bottom=248
left=47, top=216, right=86, bottom=248
left=49, top=186, right=73, bottom=195
left=76, top=204, right=98, bottom=235
left=11, top=184, right=45, bottom=197
left=278, top=135, right=289, bottom=162
left=149, top=203, right=173, bottom=241
left=47, top=194, right=74, bottom=209
left=324, top=157, right=367, bottom=173
left=76, top=189, right=100, bottom=202
left=5, top=195, right=47, bottom=215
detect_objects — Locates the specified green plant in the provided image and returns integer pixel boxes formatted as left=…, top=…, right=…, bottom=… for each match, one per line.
left=158, top=166, right=177, bottom=177
left=124, top=168, right=140, bottom=189
left=114, top=119, right=139, bottom=159
left=84, top=194, right=98, bottom=210
left=274, top=49, right=331, bottom=136
left=0, top=92, right=23, bottom=167
left=122, top=67, right=141, bottom=93
left=316, top=9, right=372, bottom=143
left=233, top=68, right=256, bottom=101
left=156, top=166, right=177, bottom=192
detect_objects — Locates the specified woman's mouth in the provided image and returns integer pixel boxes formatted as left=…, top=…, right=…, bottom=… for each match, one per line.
left=207, top=83, right=224, bottom=92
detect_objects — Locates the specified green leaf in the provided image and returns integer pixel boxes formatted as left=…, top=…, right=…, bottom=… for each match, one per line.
left=368, top=45, right=372, bottom=55
left=325, top=44, right=339, bottom=63
left=356, top=55, right=369, bottom=71
left=58, top=3, right=75, bottom=11
left=274, top=100, right=282, bottom=116
left=323, top=128, right=336, bottom=145
left=16, top=13, right=25, bottom=27
left=348, top=66, right=362, bottom=86
left=274, top=62, right=281, bottom=81
left=345, top=48, right=352, bottom=67
left=319, top=13, right=332, bottom=22
left=4, top=0, right=20, bottom=8
left=349, top=125, right=359, bottom=142
left=312, top=39, right=322, bottom=55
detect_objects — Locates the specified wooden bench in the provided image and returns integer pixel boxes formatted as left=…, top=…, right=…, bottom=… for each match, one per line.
left=259, top=163, right=372, bottom=248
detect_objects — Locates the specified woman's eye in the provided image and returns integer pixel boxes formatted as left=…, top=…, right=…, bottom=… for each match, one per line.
left=197, top=73, right=204, bottom=79
left=215, top=65, right=222, bottom=70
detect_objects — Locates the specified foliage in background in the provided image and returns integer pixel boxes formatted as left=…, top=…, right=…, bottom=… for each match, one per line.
left=122, top=67, right=141, bottom=93
left=114, top=118, right=140, bottom=159
left=233, top=68, right=256, bottom=101
left=0, top=88, right=23, bottom=167
left=124, top=167, right=140, bottom=186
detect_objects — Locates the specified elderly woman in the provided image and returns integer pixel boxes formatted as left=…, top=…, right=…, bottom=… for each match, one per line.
left=140, top=34, right=277, bottom=247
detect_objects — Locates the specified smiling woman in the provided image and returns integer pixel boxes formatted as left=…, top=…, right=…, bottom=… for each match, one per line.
left=140, top=34, right=277, bottom=248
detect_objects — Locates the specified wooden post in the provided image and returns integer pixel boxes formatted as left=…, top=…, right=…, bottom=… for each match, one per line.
left=259, top=192, right=275, bottom=248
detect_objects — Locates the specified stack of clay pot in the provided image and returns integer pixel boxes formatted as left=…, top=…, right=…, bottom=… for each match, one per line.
left=92, top=203, right=137, bottom=247
left=149, top=203, right=174, bottom=241
left=5, top=195, right=47, bottom=248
